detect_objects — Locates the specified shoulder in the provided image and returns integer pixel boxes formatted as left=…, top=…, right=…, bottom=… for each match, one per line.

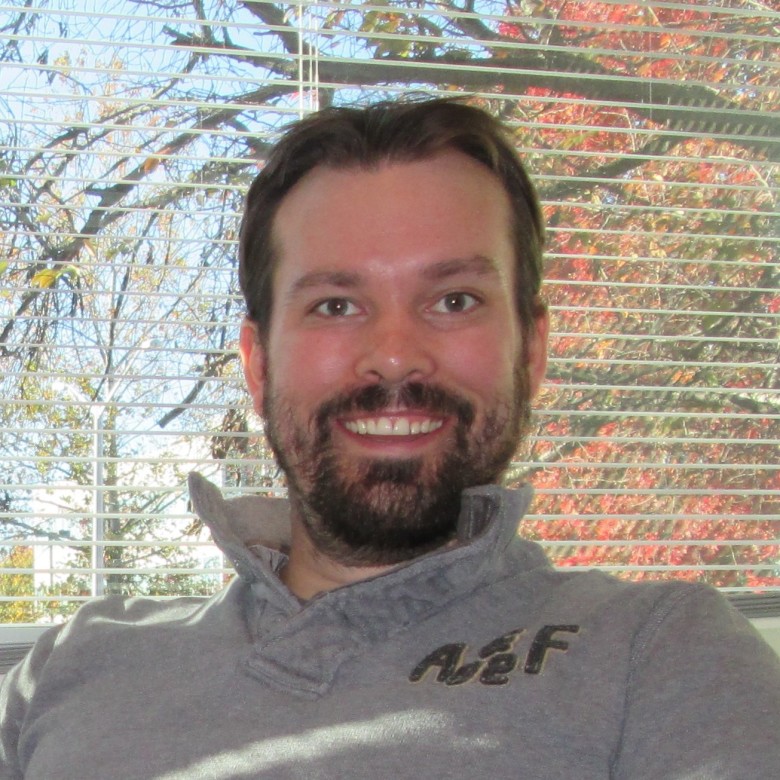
left=602, top=579, right=780, bottom=776
left=49, top=591, right=212, bottom=648
left=5, top=582, right=244, bottom=688
left=496, top=555, right=775, bottom=661
left=501, top=569, right=780, bottom=775
left=502, top=543, right=704, bottom=617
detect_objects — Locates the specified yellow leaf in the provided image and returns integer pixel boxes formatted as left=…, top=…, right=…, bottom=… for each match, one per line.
left=30, top=268, right=59, bottom=288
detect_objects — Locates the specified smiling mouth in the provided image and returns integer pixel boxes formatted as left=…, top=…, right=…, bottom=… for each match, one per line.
left=343, top=416, right=444, bottom=436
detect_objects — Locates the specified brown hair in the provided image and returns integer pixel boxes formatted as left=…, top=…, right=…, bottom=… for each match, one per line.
left=238, top=98, right=545, bottom=337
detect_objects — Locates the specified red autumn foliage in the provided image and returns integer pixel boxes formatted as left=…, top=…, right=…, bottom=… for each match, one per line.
left=493, top=3, right=778, bottom=591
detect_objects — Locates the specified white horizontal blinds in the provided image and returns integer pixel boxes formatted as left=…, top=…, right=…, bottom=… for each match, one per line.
left=0, top=1, right=287, bottom=621
left=503, top=2, right=778, bottom=591
left=0, top=1, right=777, bottom=625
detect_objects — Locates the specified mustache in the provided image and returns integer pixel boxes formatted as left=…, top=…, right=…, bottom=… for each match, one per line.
left=314, top=382, right=475, bottom=430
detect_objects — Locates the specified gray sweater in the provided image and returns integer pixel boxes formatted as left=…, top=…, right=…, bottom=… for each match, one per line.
left=1, top=473, right=779, bottom=779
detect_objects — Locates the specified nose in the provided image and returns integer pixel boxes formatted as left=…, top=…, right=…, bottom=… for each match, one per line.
left=354, top=311, right=436, bottom=384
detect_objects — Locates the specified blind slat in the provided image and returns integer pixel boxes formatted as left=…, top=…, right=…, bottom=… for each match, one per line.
left=2, top=0, right=777, bottom=620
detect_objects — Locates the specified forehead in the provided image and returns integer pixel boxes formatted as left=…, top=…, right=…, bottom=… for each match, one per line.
left=270, top=150, right=515, bottom=286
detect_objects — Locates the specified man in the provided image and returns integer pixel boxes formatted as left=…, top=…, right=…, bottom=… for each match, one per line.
left=1, top=99, right=779, bottom=779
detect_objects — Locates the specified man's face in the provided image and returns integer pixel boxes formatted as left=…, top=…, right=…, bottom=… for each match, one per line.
left=240, top=150, right=548, bottom=565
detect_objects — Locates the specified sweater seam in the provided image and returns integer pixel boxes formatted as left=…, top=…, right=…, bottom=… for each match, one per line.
left=609, top=584, right=707, bottom=777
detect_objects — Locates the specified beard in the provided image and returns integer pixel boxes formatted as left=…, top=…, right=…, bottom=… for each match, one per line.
left=263, top=363, right=532, bottom=566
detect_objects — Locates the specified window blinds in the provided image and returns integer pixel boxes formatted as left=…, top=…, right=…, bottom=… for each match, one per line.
left=0, top=0, right=777, bottom=624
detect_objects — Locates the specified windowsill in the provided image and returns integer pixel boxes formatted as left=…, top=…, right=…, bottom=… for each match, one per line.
left=751, top=617, right=780, bottom=658
left=0, top=625, right=51, bottom=674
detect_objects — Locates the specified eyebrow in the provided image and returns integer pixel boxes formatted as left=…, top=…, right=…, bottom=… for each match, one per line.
left=422, top=255, right=501, bottom=281
left=285, top=255, right=500, bottom=300
left=287, top=270, right=362, bottom=298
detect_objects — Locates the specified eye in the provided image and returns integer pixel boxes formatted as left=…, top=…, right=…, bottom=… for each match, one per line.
left=311, top=297, right=360, bottom=318
left=431, top=292, right=481, bottom=314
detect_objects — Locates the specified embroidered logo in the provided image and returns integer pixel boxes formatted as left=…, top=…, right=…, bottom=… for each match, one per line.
left=409, top=625, right=580, bottom=686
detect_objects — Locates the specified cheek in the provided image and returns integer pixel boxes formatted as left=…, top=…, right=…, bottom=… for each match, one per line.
left=269, top=331, right=354, bottom=401
left=442, top=330, right=520, bottom=398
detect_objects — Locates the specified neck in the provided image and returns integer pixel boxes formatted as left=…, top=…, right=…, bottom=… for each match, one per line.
left=280, top=514, right=397, bottom=601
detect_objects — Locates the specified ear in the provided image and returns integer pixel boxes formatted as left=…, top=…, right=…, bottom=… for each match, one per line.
left=239, top=317, right=267, bottom=416
left=526, top=305, right=550, bottom=400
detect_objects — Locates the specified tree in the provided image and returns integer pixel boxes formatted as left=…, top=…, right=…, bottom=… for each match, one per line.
left=0, top=1, right=777, bottom=617
left=0, top=546, right=37, bottom=623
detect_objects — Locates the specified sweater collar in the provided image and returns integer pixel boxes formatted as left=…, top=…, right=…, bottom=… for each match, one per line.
left=188, top=472, right=535, bottom=585
left=188, top=472, right=543, bottom=698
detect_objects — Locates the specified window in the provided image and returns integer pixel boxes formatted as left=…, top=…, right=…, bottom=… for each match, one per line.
left=1, top=1, right=777, bottom=626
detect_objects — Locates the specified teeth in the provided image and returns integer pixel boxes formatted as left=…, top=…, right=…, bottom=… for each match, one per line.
left=378, top=417, right=394, bottom=434
left=344, top=417, right=443, bottom=436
